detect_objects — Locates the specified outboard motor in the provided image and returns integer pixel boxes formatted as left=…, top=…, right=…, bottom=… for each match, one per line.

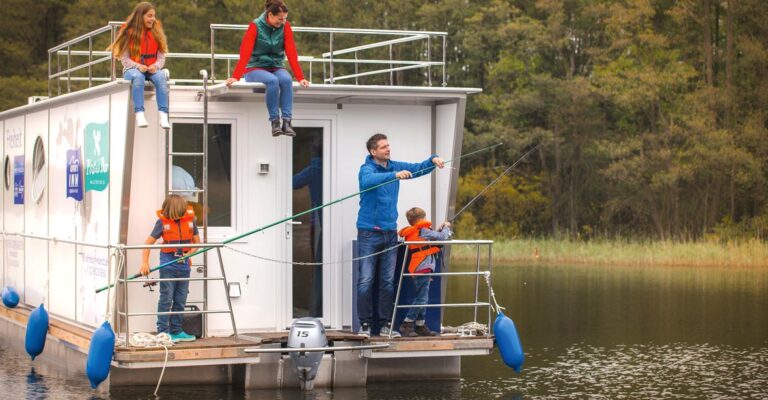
left=288, top=317, right=326, bottom=390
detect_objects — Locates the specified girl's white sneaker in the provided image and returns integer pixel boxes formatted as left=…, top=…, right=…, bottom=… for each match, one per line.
left=135, top=112, right=149, bottom=128
left=159, top=111, right=170, bottom=129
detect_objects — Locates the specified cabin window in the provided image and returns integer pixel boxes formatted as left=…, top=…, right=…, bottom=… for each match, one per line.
left=170, top=123, right=232, bottom=227
left=32, top=136, right=46, bottom=203
left=3, top=155, right=9, bottom=191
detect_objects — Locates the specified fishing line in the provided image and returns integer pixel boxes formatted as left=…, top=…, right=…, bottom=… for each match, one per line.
left=450, top=143, right=541, bottom=223
left=96, top=142, right=503, bottom=293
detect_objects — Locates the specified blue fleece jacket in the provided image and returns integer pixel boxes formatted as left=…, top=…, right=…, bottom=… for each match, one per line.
left=357, top=154, right=437, bottom=231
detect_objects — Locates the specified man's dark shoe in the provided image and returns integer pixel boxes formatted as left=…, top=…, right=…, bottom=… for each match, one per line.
left=415, top=323, right=438, bottom=337
left=282, top=119, right=296, bottom=137
left=399, top=321, right=418, bottom=337
left=271, top=119, right=283, bottom=136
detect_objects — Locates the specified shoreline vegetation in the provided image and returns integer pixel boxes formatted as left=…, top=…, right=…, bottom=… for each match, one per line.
left=450, top=239, right=768, bottom=268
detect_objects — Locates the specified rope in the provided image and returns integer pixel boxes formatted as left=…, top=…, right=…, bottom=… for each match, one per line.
left=104, top=249, right=125, bottom=324
left=483, top=271, right=504, bottom=314
left=441, top=322, right=489, bottom=336
left=116, top=332, right=175, bottom=348
left=114, top=332, right=174, bottom=396
left=223, top=242, right=404, bottom=266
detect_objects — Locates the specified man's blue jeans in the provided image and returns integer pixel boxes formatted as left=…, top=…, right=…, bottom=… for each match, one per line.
left=244, top=68, right=293, bottom=121
left=124, top=68, right=169, bottom=113
left=357, top=229, right=398, bottom=326
left=157, top=267, right=190, bottom=334
left=405, top=275, right=431, bottom=321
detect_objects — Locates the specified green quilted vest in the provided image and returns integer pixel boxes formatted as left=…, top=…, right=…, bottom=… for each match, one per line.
left=247, top=12, right=286, bottom=69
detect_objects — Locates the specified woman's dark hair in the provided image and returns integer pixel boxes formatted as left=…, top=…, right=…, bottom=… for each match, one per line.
left=265, top=0, right=288, bottom=14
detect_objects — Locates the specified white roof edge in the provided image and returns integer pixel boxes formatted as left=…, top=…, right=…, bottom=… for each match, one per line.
left=0, top=81, right=482, bottom=119
left=198, top=82, right=483, bottom=98
left=0, top=81, right=125, bottom=120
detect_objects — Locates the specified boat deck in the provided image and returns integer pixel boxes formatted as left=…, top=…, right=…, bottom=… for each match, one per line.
left=1, top=305, right=493, bottom=368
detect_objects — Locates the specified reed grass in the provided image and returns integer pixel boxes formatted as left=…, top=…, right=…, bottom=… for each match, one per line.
left=450, top=238, right=768, bottom=267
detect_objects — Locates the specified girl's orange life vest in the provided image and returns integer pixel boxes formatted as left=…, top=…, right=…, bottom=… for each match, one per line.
left=126, top=28, right=159, bottom=66
left=398, top=220, right=441, bottom=274
left=156, top=206, right=196, bottom=253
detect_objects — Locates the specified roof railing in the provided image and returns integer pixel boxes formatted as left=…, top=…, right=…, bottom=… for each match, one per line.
left=47, top=21, right=448, bottom=97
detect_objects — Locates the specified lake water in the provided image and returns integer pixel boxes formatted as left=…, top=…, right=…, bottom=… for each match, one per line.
left=1, top=263, right=766, bottom=399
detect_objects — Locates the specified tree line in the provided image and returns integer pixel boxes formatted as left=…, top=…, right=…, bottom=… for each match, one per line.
left=1, top=0, right=766, bottom=241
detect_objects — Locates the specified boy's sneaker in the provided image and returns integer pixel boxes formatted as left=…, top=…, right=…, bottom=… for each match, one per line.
left=380, top=323, right=401, bottom=338
left=399, top=321, right=418, bottom=337
left=170, top=331, right=196, bottom=343
left=357, top=323, right=371, bottom=338
left=415, top=323, right=438, bottom=337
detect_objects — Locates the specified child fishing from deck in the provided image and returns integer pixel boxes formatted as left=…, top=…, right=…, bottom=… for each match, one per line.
left=397, top=207, right=452, bottom=337
left=108, top=2, right=170, bottom=129
left=139, top=195, right=200, bottom=342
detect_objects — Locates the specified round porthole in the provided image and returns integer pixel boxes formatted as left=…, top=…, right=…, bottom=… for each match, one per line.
left=3, top=155, right=10, bottom=191
left=32, top=136, right=46, bottom=203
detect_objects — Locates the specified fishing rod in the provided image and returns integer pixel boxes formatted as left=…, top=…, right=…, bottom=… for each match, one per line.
left=450, top=143, right=541, bottom=223
left=96, top=142, right=503, bottom=293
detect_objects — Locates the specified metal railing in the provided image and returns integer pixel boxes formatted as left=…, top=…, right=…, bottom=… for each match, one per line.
left=113, top=242, right=239, bottom=343
left=1, top=231, right=237, bottom=343
left=388, top=240, right=494, bottom=339
left=47, top=21, right=448, bottom=97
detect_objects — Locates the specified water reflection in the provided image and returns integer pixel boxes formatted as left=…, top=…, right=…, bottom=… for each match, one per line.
left=26, top=368, right=47, bottom=400
left=0, top=263, right=766, bottom=399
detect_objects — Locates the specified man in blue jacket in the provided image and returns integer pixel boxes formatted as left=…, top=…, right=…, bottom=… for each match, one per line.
left=357, top=133, right=445, bottom=337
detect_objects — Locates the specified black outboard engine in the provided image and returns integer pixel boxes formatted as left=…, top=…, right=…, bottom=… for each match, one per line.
left=288, top=317, right=327, bottom=390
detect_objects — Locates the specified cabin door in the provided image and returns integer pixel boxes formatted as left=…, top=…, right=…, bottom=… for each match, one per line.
left=283, top=120, right=331, bottom=327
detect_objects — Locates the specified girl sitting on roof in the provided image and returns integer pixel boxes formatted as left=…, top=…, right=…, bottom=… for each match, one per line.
left=108, top=2, right=170, bottom=129
left=226, top=0, right=310, bottom=137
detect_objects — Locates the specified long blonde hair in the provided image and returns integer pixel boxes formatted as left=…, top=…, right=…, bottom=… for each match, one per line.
left=161, top=195, right=188, bottom=220
left=108, top=2, right=168, bottom=60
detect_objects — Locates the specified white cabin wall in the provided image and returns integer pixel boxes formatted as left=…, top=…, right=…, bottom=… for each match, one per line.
left=24, top=110, right=49, bottom=308
left=123, top=94, right=167, bottom=333
left=435, top=103, right=459, bottom=224
left=0, top=119, right=4, bottom=290
left=48, top=103, right=81, bottom=321
left=4, top=116, right=25, bottom=300
left=335, top=104, right=433, bottom=328
left=70, top=95, right=113, bottom=326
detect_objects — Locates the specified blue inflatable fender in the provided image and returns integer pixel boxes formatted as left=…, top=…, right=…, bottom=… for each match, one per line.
left=493, top=311, right=524, bottom=373
left=25, top=304, right=49, bottom=360
left=86, top=321, right=115, bottom=389
left=2, top=286, right=20, bottom=308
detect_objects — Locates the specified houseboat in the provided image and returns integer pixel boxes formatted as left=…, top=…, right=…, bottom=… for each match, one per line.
left=0, top=21, right=497, bottom=389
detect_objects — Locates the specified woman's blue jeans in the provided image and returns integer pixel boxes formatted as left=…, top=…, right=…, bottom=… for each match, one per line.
left=157, top=267, right=190, bottom=334
left=124, top=68, right=169, bottom=113
left=244, top=68, right=293, bottom=121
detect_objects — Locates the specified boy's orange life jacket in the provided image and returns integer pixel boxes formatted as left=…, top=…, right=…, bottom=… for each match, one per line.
left=398, top=220, right=441, bottom=274
left=126, top=27, right=159, bottom=66
left=156, top=206, right=195, bottom=253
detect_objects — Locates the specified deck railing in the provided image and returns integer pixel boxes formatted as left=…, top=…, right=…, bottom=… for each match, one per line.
left=47, top=21, right=448, bottom=97
left=388, top=240, right=495, bottom=339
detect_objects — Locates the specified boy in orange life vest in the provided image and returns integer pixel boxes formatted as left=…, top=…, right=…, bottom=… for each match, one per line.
left=397, top=207, right=453, bottom=337
left=139, top=195, right=201, bottom=342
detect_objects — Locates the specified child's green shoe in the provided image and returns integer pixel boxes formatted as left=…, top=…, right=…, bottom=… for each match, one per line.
left=170, top=331, right=196, bottom=343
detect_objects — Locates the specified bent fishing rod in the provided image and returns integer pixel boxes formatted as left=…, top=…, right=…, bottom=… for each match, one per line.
left=96, top=142, right=503, bottom=293
left=450, top=143, right=541, bottom=223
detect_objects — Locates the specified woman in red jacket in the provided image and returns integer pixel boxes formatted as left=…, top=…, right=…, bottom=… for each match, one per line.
left=109, top=2, right=170, bottom=129
left=226, top=0, right=310, bottom=137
